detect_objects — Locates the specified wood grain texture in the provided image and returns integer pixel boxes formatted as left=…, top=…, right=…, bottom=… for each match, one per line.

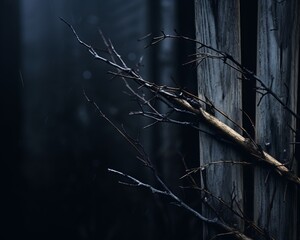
left=254, top=0, right=299, bottom=239
left=195, top=0, right=243, bottom=238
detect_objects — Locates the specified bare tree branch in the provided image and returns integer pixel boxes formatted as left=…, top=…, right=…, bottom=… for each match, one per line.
left=145, top=32, right=300, bottom=120
left=61, top=18, right=299, bottom=240
left=61, top=18, right=300, bottom=186
left=108, top=168, right=252, bottom=240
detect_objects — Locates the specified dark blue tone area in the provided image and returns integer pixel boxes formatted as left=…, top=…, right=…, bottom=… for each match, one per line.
left=1, top=1, right=198, bottom=240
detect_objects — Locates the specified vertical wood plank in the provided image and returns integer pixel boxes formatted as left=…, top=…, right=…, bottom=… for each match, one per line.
left=254, top=0, right=299, bottom=239
left=195, top=0, right=243, bottom=238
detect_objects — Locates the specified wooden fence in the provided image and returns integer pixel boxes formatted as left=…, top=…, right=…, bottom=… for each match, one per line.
left=195, top=0, right=299, bottom=239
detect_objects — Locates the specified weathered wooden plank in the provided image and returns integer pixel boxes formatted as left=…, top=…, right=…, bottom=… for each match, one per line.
left=195, top=0, right=243, bottom=238
left=254, top=0, right=299, bottom=239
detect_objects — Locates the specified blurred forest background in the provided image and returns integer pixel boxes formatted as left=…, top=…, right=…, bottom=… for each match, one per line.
left=1, top=1, right=201, bottom=240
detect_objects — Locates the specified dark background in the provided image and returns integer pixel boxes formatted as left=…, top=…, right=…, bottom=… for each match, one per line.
left=1, top=1, right=201, bottom=240
left=3, top=0, right=298, bottom=239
